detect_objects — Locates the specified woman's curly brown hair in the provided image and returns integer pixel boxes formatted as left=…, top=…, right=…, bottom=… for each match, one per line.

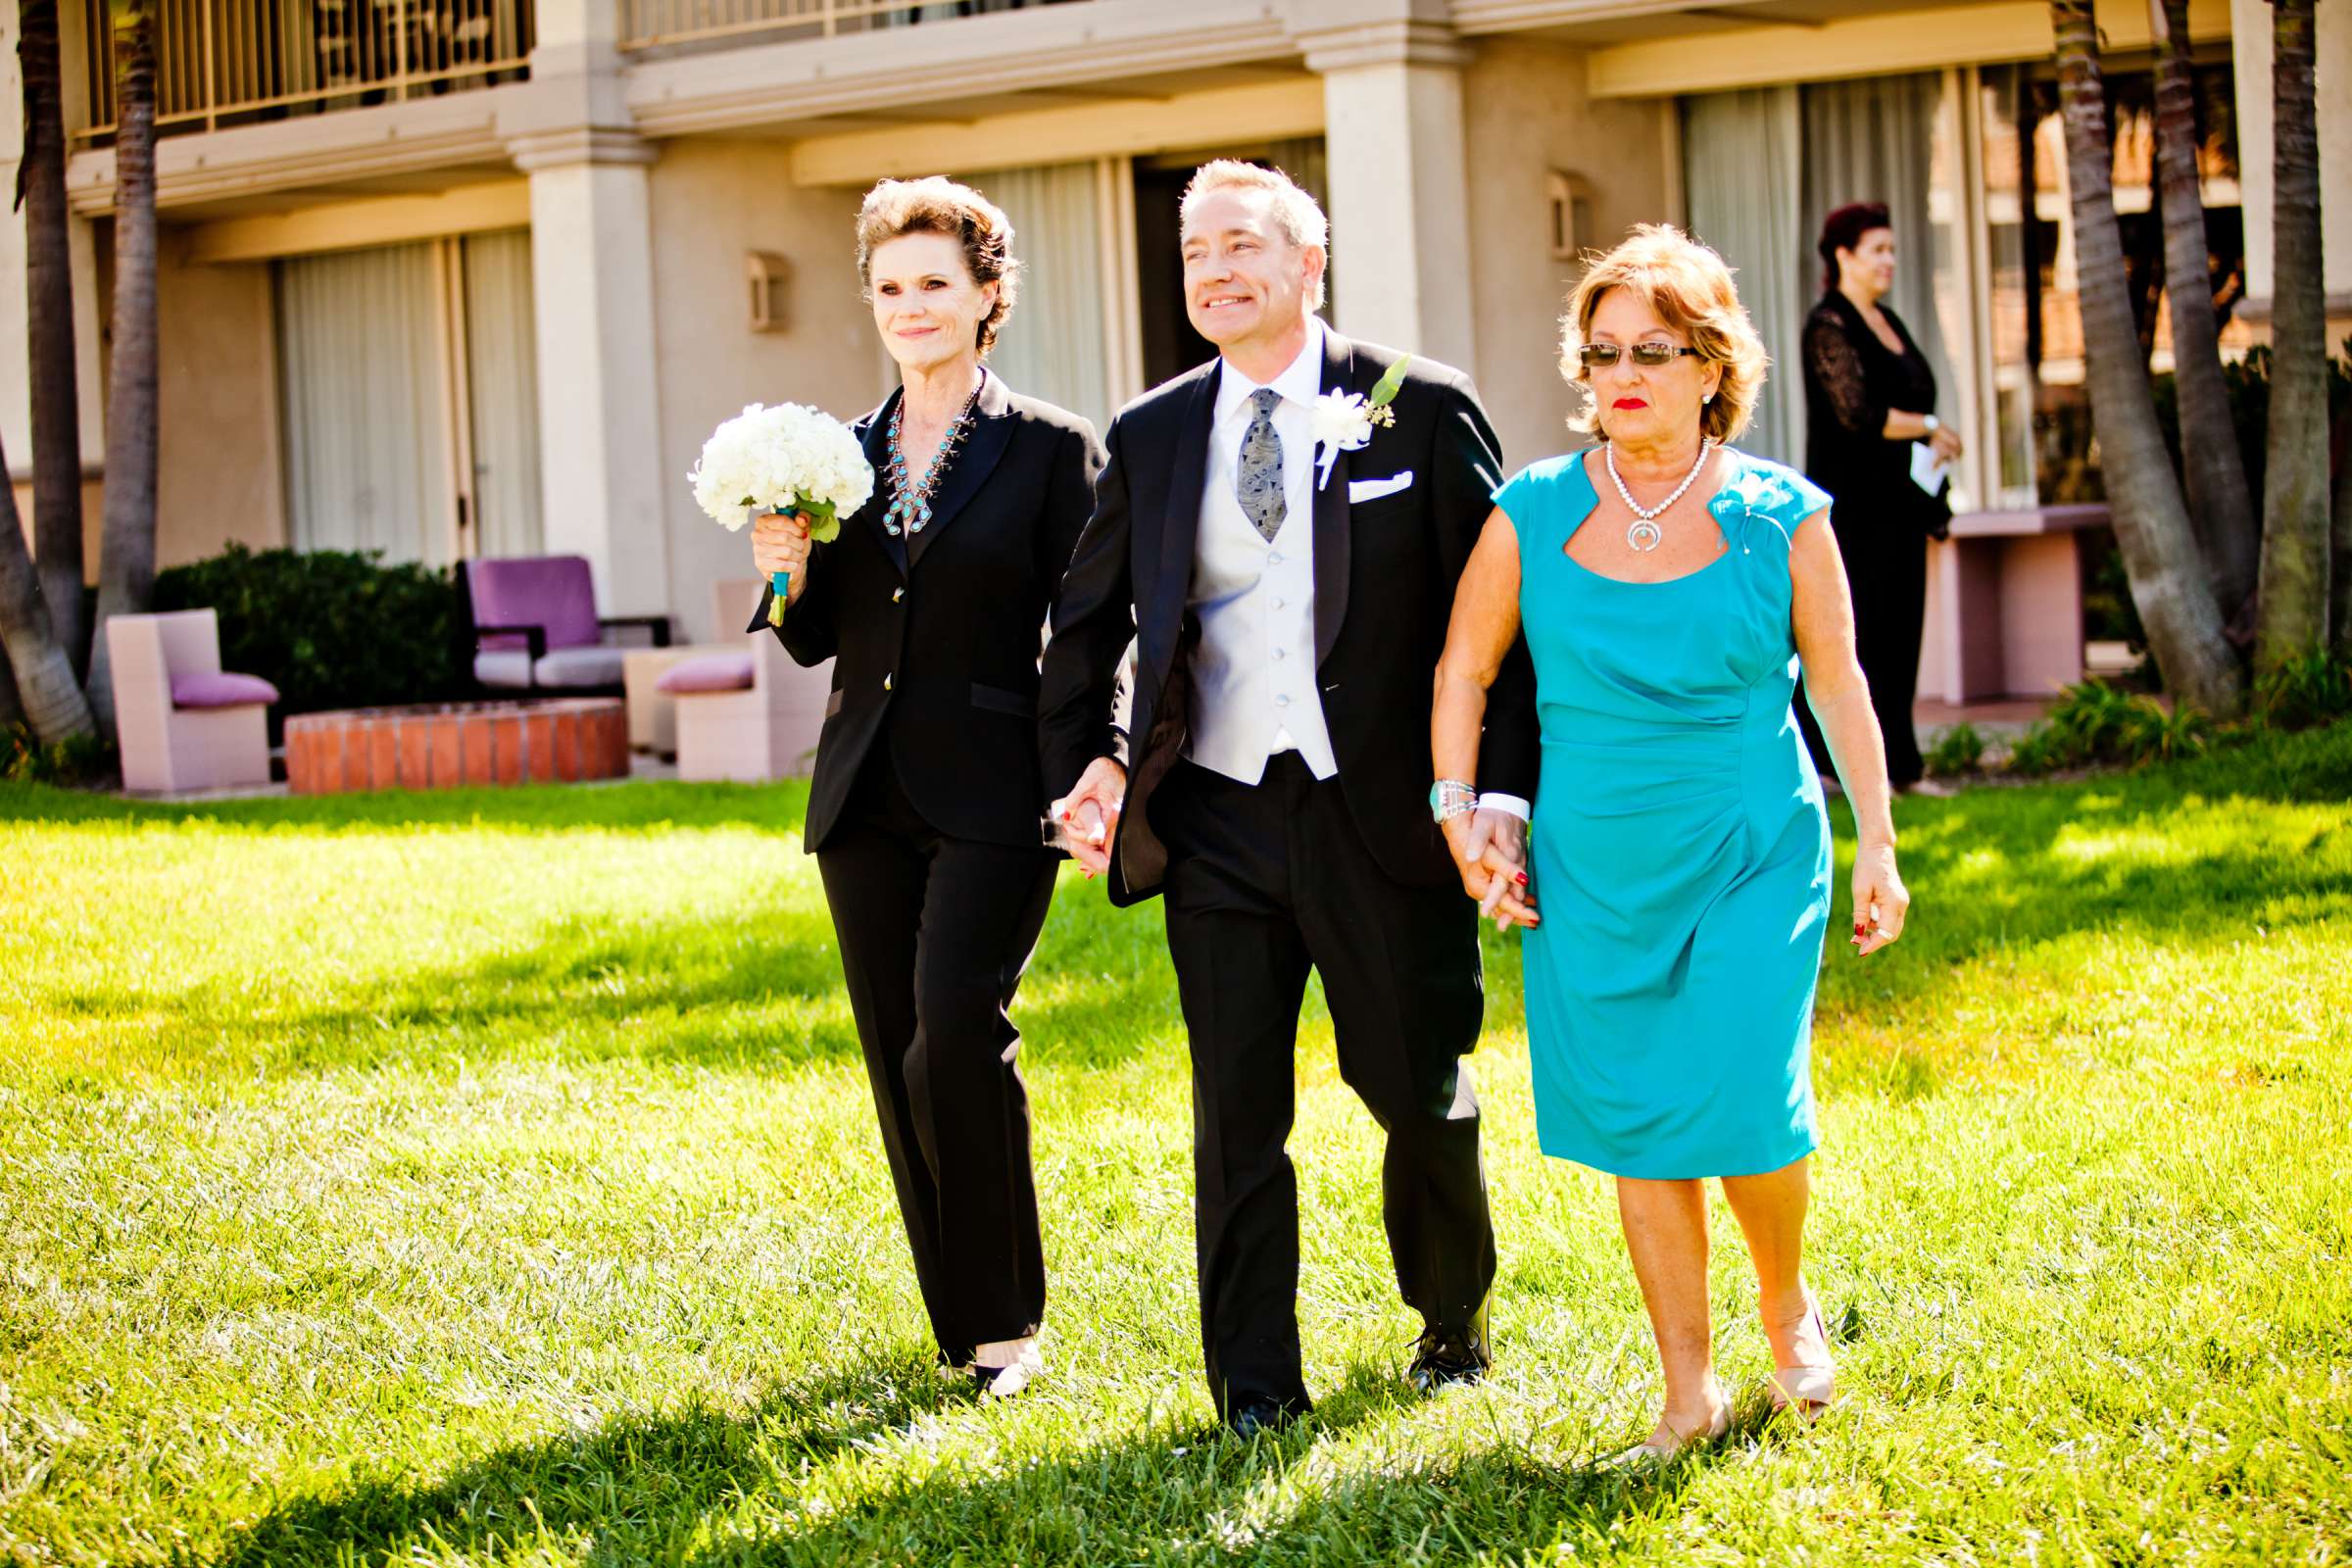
left=1558, top=223, right=1769, bottom=446
left=856, top=176, right=1021, bottom=359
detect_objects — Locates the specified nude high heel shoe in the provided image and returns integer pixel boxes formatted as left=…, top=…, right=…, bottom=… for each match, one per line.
left=1608, top=1376, right=1732, bottom=1467
left=1766, top=1288, right=1837, bottom=1419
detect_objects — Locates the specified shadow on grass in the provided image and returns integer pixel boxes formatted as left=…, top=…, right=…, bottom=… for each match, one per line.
left=205, top=1357, right=1702, bottom=1567
left=36, top=880, right=1187, bottom=1081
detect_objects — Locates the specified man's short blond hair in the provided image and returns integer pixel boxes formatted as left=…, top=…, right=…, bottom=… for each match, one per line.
left=1179, top=160, right=1329, bottom=313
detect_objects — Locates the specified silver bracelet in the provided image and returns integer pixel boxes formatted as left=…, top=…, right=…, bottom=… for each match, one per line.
left=1430, top=779, right=1478, bottom=824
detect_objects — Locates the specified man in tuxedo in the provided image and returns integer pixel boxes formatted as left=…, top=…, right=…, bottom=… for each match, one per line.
left=1039, top=161, right=1540, bottom=1436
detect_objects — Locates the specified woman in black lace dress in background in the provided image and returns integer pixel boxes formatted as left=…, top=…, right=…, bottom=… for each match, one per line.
left=1799, top=202, right=1964, bottom=791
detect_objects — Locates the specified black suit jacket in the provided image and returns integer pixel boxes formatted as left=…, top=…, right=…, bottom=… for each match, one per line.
left=754, top=369, right=1104, bottom=853
left=1038, top=328, right=1539, bottom=906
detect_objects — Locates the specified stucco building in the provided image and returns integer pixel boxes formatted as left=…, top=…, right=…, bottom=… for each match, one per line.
left=4, top=0, right=2344, bottom=663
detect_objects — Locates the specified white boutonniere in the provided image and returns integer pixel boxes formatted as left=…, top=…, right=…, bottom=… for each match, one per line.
left=1311, top=355, right=1411, bottom=490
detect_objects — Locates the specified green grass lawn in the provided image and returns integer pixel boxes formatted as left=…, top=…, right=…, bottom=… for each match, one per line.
left=4, top=724, right=2350, bottom=1566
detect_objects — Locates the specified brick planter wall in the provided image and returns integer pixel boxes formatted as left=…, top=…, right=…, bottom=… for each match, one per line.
left=284, top=700, right=629, bottom=795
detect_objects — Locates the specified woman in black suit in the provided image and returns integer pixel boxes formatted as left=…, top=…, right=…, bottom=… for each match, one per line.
left=1799, top=201, right=1964, bottom=791
left=749, top=177, right=1103, bottom=1396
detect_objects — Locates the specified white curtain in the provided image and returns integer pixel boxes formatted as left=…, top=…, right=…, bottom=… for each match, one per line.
left=275, top=242, right=451, bottom=564
left=461, top=229, right=543, bottom=559
left=1799, top=74, right=1955, bottom=410
left=1681, top=86, right=1805, bottom=466
left=967, top=161, right=1111, bottom=433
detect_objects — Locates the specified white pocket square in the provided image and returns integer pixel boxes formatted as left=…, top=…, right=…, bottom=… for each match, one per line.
left=1348, top=470, right=1414, bottom=504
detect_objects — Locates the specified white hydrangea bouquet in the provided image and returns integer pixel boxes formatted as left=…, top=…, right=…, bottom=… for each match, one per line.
left=689, top=402, right=875, bottom=627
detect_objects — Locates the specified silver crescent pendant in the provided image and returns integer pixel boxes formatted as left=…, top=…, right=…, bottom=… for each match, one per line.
left=1627, top=518, right=1664, bottom=553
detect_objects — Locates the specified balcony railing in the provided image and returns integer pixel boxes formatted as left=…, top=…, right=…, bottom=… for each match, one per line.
left=618, top=0, right=1089, bottom=53
left=74, top=1, right=534, bottom=147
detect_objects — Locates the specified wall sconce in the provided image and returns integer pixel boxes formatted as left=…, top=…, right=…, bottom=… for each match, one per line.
left=747, top=250, right=789, bottom=333
left=1547, top=172, right=1595, bottom=263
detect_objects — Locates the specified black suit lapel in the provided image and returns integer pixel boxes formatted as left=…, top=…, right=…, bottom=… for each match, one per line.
left=1149, top=364, right=1219, bottom=660
left=906, top=368, right=1015, bottom=571
left=858, top=391, right=907, bottom=578
left=1313, top=326, right=1356, bottom=667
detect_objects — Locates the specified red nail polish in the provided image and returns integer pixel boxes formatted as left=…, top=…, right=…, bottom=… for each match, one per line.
left=1515, top=872, right=1529, bottom=885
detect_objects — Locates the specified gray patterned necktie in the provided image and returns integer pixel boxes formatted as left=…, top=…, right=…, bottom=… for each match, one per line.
left=1236, top=387, right=1287, bottom=542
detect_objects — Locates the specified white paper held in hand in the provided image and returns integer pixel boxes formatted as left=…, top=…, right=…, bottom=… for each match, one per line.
left=1909, top=441, right=1947, bottom=496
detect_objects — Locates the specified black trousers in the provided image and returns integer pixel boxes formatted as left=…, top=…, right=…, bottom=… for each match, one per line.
left=1152, top=754, right=1495, bottom=1418
left=814, top=756, right=1060, bottom=1361
left=1799, top=519, right=1928, bottom=787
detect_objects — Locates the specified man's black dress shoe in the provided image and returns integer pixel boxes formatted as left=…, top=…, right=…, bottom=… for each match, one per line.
left=1407, top=1324, right=1492, bottom=1395
left=1224, top=1396, right=1298, bottom=1441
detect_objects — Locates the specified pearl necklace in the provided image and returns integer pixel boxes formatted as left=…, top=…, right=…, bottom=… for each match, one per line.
left=1605, top=437, right=1715, bottom=552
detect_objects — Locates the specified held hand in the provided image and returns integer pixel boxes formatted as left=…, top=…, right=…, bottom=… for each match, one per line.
left=1928, top=424, right=1965, bottom=464
left=1049, top=756, right=1127, bottom=878
left=752, top=511, right=813, bottom=603
left=1461, top=807, right=1527, bottom=880
left=1444, top=814, right=1539, bottom=931
left=1850, top=839, right=1910, bottom=956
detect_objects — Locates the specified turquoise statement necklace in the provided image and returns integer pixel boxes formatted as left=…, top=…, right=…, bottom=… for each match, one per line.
left=880, top=387, right=979, bottom=537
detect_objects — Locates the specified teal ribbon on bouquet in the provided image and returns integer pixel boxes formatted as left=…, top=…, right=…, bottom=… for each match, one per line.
left=760, top=496, right=844, bottom=628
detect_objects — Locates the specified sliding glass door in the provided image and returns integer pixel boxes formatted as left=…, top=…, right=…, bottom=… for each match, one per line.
left=275, top=228, right=542, bottom=564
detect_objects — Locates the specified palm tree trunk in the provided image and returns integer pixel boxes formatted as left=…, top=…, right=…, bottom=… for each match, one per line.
left=83, top=1, right=161, bottom=737
left=2332, top=435, right=2352, bottom=657
left=2050, top=0, right=2243, bottom=715
left=17, top=0, right=89, bottom=678
left=0, top=432, right=98, bottom=743
left=2255, top=0, right=2330, bottom=670
left=2149, top=0, right=2259, bottom=616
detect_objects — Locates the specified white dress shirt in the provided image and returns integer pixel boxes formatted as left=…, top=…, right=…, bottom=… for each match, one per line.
left=1186, top=318, right=1337, bottom=784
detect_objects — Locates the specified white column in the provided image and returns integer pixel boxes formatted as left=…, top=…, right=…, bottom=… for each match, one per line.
left=4, top=0, right=109, bottom=509
left=3, top=26, right=30, bottom=474
left=1298, top=9, right=1479, bottom=378
left=503, top=0, right=668, bottom=615
left=2231, top=0, right=2351, bottom=314
left=512, top=130, right=670, bottom=616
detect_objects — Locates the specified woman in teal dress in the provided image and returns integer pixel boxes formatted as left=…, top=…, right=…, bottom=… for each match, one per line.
left=1433, top=225, right=1912, bottom=1460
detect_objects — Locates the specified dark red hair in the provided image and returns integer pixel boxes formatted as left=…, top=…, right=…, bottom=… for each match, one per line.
left=1817, top=201, right=1891, bottom=292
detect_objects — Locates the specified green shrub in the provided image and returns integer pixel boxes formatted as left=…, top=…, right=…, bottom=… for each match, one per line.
left=3, top=723, right=117, bottom=787
left=2006, top=681, right=2225, bottom=775
left=2041, top=678, right=2141, bottom=761
left=2002, top=721, right=2074, bottom=777
left=2118, top=700, right=2213, bottom=765
left=1922, top=722, right=1986, bottom=777
left=2253, top=650, right=2352, bottom=731
left=151, top=545, right=466, bottom=738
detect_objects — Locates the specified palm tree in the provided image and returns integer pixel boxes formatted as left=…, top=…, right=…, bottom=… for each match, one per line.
left=2049, top=0, right=2242, bottom=715
left=2333, top=446, right=2351, bottom=657
left=2148, top=0, right=2257, bottom=619
left=2254, top=0, right=2329, bottom=670
left=0, top=433, right=98, bottom=743
left=83, top=0, right=161, bottom=736
left=16, top=0, right=88, bottom=677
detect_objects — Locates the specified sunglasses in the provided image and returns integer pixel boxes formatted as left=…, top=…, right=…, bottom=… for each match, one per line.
left=1579, top=343, right=1703, bottom=368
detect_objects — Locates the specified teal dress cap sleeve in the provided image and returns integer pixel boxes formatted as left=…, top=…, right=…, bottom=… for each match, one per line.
left=1492, top=453, right=1598, bottom=546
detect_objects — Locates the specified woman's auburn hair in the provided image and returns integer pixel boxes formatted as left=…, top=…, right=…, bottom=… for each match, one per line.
left=1557, top=223, right=1768, bottom=446
left=855, top=176, right=1021, bottom=359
